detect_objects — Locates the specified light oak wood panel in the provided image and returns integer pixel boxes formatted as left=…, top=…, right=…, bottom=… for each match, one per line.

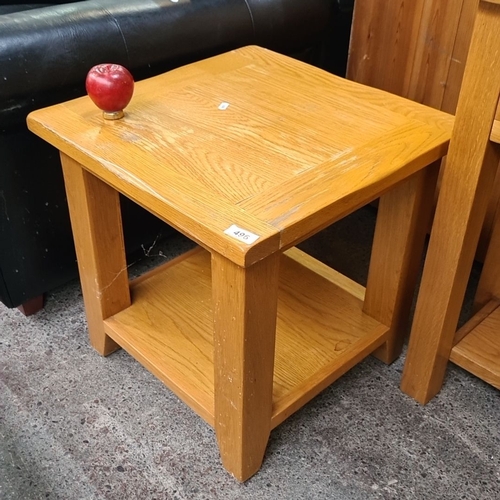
left=28, top=46, right=452, bottom=268
left=61, top=154, right=130, bottom=356
left=348, top=0, right=474, bottom=111
left=453, top=299, right=500, bottom=345
left=348, top=0, right=500, bottom=261
left=407, top=0, right=465, bottom=108
left=347, top=0, right=427, bottom=97
left=364, top=166, right=439, bottom=363
left=240, top=121, right=450, bottom=248
left=103, top=247, right=387, bottom=429
left=105, top=249, right=215, bottom=424
left=450, top=301, right=500, bottom=389
left=441, top=0, right=480, bottom=114
left=212, top=249, right=279, bottom=481
left=492, top=120, right=500, bottom=143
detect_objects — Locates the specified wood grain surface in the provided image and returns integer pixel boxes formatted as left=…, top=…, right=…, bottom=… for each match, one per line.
left=28, top=46, right=452, bottom=267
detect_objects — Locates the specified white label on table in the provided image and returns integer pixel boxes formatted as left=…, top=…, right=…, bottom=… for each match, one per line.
left=218, top=102, right=230, bottom=110
left=224, top=225, right=260, bottom=244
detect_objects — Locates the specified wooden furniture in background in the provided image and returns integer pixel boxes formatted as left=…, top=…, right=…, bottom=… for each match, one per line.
left=348, top=0, right=478, bottom=112
left=347, top=0, right=500, bottom=258
left=27, top=46, right=452, bottom=480
left=401, top=0, right=500, bottom=403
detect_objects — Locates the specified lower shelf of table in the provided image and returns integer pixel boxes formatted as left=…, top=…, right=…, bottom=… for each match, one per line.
left=451, top=299, right=500, bottom=389
left=104, top=246, right=388, bottom=429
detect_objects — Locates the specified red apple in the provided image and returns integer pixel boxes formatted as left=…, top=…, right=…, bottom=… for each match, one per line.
left=85, top=63, right=134, bottom=119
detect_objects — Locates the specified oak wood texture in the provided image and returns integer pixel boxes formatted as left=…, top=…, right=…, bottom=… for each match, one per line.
left=348, top=0, right=500, bottom=260
left=348, top=0, right=474, bottom=113
left=347, top=0, right=427, bottom=99
left=475, top=205, right=500, bottom=312
left=450, top=301, right=500, bottom=389
left=492, top=120, right=500, bottom=143
left=28, top=46, right=452, bottom=268
left=441, top=0, right=480, bottom=114
left=61, top=154, right=131, bottom=355
left=103, top=247, right=387, bottom=429
left=211, top=250, right=279, bottom=480
left=364, top=165, right=439, bottom=363
left=401, top=0, right=500, bottom=403
left=406, top=0, right=466, bottom=111
left=27, top=45, right=453, bottom=480
left=453, top=299, right=500, bottom=345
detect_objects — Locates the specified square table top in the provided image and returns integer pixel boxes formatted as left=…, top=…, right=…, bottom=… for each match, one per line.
left=28, top=46, right=453, bottom=266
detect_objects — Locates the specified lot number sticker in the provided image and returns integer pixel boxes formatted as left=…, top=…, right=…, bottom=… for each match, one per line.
left=224, top=225, right=260, bottom=244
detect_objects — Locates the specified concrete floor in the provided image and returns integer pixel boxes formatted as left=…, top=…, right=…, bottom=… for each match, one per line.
left=1, top=207, right=499, bottom=499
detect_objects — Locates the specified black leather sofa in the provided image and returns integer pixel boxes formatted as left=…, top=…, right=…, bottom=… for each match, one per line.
left=0, top=0, right=353, bottom=314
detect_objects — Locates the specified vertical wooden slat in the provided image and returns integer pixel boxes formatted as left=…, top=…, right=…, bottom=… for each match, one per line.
left=347, top=0, right=426, bottom=97
left=406, top=0, right=465, bottom=108
left=348, top=0, right=477, bottom=110
left=441, top=0, right=480, bottom=113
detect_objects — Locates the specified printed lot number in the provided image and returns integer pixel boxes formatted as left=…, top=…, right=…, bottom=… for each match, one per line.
left=224, top=225, right=260, bottom=244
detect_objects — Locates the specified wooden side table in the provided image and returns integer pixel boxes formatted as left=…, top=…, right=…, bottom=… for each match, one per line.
left=27, top=46, right=453, bottom=481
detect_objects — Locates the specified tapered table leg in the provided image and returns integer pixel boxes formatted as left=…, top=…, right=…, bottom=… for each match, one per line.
left=61, top=153, right=131, bottom=356
left=211, top=251, right=280, bottom=482
left=364, top=163, right=439, bottom=364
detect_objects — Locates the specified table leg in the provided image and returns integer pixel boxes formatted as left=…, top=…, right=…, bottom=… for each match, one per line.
left=61, top=153, right=131, bottom=356
left=363, top=163, right=439, bottom=364
left=211, top=251, right=280, bottom=482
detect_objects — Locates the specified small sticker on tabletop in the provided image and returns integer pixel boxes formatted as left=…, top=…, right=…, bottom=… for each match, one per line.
left=218, top=102, right=230, bottom=110
left=224, top=225, right=260, bottom=244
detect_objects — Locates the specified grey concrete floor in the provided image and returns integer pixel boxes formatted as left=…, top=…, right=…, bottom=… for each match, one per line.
left=1, top=207, right=499, bottom=499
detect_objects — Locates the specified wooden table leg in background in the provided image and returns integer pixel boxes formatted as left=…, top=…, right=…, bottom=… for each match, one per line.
left=364, top=163, right=439, bottom=364
left=61, top=153, right=131, bottom=356
left=211, top=252, right=280, bottom=482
